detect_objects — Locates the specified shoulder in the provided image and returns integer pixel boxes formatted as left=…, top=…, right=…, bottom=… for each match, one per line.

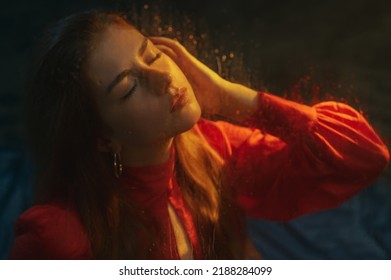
left=9, top=203, right=92, bottom=259
left=195, top=118, right=234, bottom=158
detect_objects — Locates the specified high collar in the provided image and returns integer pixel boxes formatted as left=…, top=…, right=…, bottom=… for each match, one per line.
left=118, top=147, right=203, bottom=259
left=119, top=148, right=176, bottom=202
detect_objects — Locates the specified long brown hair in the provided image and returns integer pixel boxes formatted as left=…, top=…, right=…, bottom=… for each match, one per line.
left=26, top=10, right=245, bottom=259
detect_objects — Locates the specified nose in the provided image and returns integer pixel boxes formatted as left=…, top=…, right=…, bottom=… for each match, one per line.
left=141, top=67, right=172, bottom=95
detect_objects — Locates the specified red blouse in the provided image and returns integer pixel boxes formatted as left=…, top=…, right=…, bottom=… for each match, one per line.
left=9, top=92, right=389, bottom=259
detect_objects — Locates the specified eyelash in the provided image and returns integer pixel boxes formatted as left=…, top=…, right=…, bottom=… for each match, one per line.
left=122, top=52, right=162, bottom=100
left=122, top=82, right=137, bottom=100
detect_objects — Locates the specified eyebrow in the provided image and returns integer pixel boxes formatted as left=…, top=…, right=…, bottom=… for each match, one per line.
left=106, top=37, right=149, bottom=95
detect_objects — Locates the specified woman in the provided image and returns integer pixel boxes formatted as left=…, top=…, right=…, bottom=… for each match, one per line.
left=9, top=11, right=389, bottom=259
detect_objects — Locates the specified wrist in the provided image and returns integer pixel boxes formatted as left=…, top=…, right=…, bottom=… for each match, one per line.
left=217, top=82, right=259, bottom=122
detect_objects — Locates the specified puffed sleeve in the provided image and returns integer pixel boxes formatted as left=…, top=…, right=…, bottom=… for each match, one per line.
left=213, top=92, right=389, bottom=221
left=9, top=204, right=92, bottom=259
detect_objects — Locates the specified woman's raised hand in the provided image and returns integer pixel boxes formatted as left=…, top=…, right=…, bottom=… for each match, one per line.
left=150, top=36, right=229, bottom=116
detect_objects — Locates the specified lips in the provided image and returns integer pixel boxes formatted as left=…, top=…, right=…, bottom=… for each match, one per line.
left=170, top=86, right=188, bottom=112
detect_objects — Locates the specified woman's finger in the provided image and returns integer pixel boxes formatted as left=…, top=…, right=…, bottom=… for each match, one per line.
left=150, top=36, right=198, bottom=65
left=154, top=44, right=178, bottom=62
left=149, top=36, right=186, bottom=55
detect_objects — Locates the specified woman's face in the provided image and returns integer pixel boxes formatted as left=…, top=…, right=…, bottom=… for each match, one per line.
left=85, top=23, right=201, bottom=152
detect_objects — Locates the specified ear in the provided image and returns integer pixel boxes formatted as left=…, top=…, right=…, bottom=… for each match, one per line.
left=97, top=136, right=121, bottom=153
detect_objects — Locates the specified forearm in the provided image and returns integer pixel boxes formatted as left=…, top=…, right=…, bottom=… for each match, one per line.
left=217, top=82, right=316, bottom=132
left=217, top=81, right=259, bottom=122
left=220, top=83, right=388, bottom=173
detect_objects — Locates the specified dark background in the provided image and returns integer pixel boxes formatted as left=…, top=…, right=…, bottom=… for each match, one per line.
left=1, top=0, right=390, bottom=259
left=2, top=0, right=391, bottom=151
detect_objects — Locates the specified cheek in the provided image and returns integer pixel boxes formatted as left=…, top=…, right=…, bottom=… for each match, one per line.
left=161, top=55, right=188, bottom=84
left=168, top=61, right=187, bottom=83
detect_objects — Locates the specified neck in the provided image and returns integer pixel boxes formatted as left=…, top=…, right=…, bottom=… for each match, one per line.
left=121, top=138, right=174, bottom=167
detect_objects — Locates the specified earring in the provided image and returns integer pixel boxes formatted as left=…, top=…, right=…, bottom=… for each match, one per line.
left=113, top=153, right=123, bottom=178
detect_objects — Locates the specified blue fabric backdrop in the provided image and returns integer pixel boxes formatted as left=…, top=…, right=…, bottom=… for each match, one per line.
left=1, top=148, right=33, bottom=259
left=248, top=178, right=391, bottom=259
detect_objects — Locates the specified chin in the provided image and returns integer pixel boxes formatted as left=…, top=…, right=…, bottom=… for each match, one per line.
left=174, top=101, right=201, bottom=134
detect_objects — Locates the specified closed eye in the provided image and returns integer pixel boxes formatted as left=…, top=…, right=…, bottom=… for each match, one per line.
left=122, top=82, right=137, bottom=100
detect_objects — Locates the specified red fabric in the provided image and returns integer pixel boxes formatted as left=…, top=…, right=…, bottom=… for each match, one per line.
left=9, top=92, right=389, bottom=259
left=119, top=149, right=203, bottom=259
